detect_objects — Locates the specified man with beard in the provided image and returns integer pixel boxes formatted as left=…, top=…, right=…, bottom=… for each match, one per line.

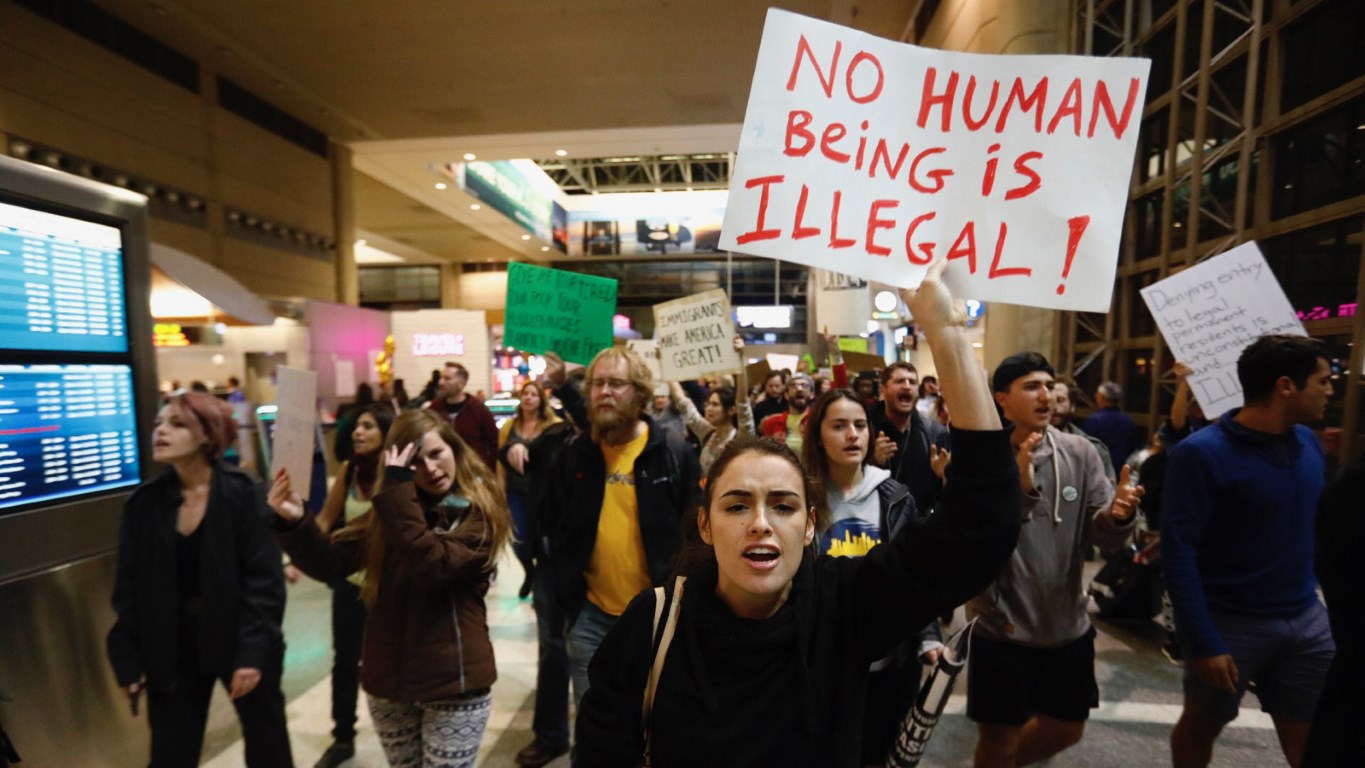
left=871, top=362, right=951, bottom=515
left=1165, top=336, right=1336, bottom=768
left=424, top=361, right=498, bottom=469
left=968, top=352, right=1142, bottom=767
left=1050, top=377, right=1116, bottom=484
left=541, top=346, right=700, bottom=711
left=759, top=373, right=815, bottom=453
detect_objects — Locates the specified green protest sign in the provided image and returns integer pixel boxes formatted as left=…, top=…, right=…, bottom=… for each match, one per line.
left=504, top=262, right=618, bottom=365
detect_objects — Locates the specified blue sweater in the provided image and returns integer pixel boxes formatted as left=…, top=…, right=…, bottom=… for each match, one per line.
left=1162, top=411, right=1325, bottom=659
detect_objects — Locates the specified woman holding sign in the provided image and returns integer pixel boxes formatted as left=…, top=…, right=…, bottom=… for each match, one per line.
left=669, top=336, right=755, bottom=473
left=573, top=261, right=1022, bottom=767
left=107, top=392, right=293, bottom=767
left=269, top=409, right=511, bottom=768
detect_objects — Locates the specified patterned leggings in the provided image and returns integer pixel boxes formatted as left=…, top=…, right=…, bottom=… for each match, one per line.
left=368, top=690, right=493, bottom=768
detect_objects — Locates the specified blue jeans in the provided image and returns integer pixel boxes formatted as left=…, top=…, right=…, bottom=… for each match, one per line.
left=566, top=599, right=618, bottom=708
left=531, top=564, right=570, bottom=748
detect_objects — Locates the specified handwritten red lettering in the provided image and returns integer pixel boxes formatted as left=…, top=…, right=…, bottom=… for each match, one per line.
left=987, top=222, right=1030, bottom=278
left=829, top=191, right=856, bottom=248
left=846, top=51, right=885, bottom=104
left=786, top=35, right=839, bottom=97
left=785, top=110, right=815, bottom=157
left=1004, top=152, right=1044, bottom=200
left=735, top=175, right=785, bottom=245
left=792, top=185, right=820, bottom=239
left=865, top=199, right=899, bottom=256
left=917, top=67, right=959, bottom=132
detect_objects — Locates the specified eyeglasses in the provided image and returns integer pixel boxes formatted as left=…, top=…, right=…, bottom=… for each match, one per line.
left=589, top=378, right=631, bottom=393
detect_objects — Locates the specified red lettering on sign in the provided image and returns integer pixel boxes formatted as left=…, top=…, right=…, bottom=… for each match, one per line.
left=786, top=35, right=840, bottom=97
left=865, top=199, right=899, bottom=256
left=735, top=175, right=785, bottom=245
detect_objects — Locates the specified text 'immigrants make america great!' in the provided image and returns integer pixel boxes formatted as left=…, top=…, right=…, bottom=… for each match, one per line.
left=720, top=9, right=1150, bottom=313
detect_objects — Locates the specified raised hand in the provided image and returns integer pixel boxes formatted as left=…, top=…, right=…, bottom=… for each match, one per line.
left=1111, top=465, right=1145, bottom=522
left=873, top=433, right=897, bottom=465
left=900, top=259, right=966, bottom=335
left=1016, top=432, right=1043, bottom=494
left=930, top=444, right=952, bottom=480
left=543, top=351, right=567, bottom=388
left=266, top=468, right=304, bottom=522
left=385, top=440, right=420, bottom=469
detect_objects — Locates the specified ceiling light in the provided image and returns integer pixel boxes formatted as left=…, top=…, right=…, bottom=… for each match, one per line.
left=541, top=246, right=549, bottom=252
left=470, top=204, right=482, bottom=211
left=355, top=239, right=367, bottom=247
left=521, top=234, right=531, bottom=240
left=435, top=182, right=447, bottom=190
left=463, top=153, right=476, bottom=161
left=873, top=290, right=898, bottom=312
left=972, top=342, right=984, bottom=348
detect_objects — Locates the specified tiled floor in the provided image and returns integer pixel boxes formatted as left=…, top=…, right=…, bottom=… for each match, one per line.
left=201, top=555, right=1290, bottom=767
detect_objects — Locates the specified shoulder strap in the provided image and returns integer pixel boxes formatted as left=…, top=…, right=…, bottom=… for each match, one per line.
left=641, top=575, right=686, bottom=765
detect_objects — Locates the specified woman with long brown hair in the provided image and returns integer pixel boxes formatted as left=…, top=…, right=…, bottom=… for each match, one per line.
left=497, top=379, right=561, bottom=598
left=268, top=409, right=511, bottom=767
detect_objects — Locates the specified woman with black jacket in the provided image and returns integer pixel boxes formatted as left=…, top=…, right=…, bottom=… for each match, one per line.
left=573, top=260, right=1023, bottom=767
left=269, top=409, right=511, bottom=768
left=107, top=392, right=292, bottom=767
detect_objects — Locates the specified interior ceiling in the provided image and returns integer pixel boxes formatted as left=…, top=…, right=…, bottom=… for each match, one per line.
left=90, top=0, right=922, bottom=264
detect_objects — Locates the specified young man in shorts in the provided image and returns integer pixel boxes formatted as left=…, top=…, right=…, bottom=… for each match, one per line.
left=966, top=352, right=1143, bottom=767
left=1163, top=335, right=1336, bottom=767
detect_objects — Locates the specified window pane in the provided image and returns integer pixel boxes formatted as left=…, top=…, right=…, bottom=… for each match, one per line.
left=1261, top=218, right=1364, bottom=318
left=1281, top=0, right=1365, bottom=113
left=1271, top=96, right=1365, bottom=219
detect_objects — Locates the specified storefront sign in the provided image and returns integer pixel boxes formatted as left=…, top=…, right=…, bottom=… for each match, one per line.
left=720, top=9, right=1149, bottom=312
left=504, top=262, right=618, bottom=365
left=411, top=332, right=466, bottom=357
left=1140, top=242, right=1305, bottom=419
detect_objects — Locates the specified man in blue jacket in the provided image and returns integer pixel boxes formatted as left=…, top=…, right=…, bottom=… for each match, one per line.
left=1164, top=335, right=1336, bottom=768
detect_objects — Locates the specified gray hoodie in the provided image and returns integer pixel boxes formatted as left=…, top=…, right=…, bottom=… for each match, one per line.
left=967, top=426, right=1134, bottom=647
left=823, top=465, right=893, bottom=557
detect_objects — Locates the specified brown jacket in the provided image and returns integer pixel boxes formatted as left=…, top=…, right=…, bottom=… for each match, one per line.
left=276, top=475, right=496, bottom=702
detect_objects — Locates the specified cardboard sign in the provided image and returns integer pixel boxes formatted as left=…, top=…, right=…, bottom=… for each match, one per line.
left=272, top=366, right=318, bottom=500
left=504, top=262, right=618, bottom=365
left=654, top=289, right=742, bottom=380
left=842, top=350, right=886, bottom=374
left=625, top=339, right=664, bottom=382
left=720, top=9, right=1149, bottom=312
left=745, top=357, right=773, bottom=387
left=814, top=269, right=873, bottom=336
left=1140, top=242, right=1305, bottom=419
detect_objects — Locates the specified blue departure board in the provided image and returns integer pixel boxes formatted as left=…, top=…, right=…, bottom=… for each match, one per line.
left=0, top=200, right=127, bottom=354
left=0, top=364, right=140, bottom=512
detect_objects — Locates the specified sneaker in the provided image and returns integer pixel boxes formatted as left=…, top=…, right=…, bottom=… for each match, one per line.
left=515, top=739, right=569, bottom=767
left=314, top=741, right=355, bottom=768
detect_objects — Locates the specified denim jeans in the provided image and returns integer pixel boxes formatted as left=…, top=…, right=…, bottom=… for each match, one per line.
left=531, top=563, right=570, bottom=748
left=565, top=599, right=618, bottom=708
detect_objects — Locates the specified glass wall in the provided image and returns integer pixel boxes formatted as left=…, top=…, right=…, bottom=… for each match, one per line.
left=1067, top=0, right=1365, bottom=462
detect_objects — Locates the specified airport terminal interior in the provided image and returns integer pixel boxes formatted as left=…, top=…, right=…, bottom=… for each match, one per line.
left=0, top=0, right=1362, bottom=765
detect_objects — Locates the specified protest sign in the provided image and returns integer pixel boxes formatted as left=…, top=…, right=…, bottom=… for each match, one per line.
left=504, top=262, right=618, bottom=365
left=654, top=289, right=741, bottom=381
left=745, top=357, right=773, bottom=386
left=272, top=366, right=318, bottom=500
left=837, top=336, right=869, bottom=353
left=843, top=350, right=885, bottom=374
left=1140, top=242, right=1305, bottom=419
left=814, top=269, right=873, bottom=335
left=625, top=339, right=664, bottom=382
left=720, top=9, right=1149, bottom=312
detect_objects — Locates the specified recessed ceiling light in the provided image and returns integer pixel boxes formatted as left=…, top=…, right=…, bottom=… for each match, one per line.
left=435, top=182, right=447, bottom=190
left=971, top=342, right=984, bottom=348
left=541, top=246, right=549, bottom=252
left=555, top=149, right=567, bottom=157
left=463, top=152, right=477, bottom=161
left=520, top=234, right=531, bottom=240
left=470, top=204, right=482, bottom=211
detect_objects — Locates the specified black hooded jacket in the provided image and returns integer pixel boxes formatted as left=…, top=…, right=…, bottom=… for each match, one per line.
left=573, top=427, right=1021, bottom=767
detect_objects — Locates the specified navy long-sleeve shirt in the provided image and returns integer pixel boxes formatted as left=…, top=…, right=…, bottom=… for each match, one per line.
left=1162, top=411, right=1325, bottom=659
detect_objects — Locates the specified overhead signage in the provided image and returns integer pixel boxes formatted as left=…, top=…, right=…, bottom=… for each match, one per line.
left=720, top=9, right=1150, bottom=312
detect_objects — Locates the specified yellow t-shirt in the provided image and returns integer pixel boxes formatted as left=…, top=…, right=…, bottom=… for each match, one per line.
left=785, top=412, right=805, bottom=454
left=584, top=429, right=651, bottom=616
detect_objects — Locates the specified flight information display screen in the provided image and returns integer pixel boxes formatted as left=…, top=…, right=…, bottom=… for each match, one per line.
left=0, top=199, right=128, bottom=354
left=0, top=364, right=140, bottom=512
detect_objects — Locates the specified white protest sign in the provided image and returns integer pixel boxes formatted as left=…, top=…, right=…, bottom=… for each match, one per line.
left=271, top=366, right=319, bottom=500
left=625, top=339, right=664, bottom=382
left=334, top=359, right=356, bottom=398
left=653, top=289, right=741, bottom=381
left=1140, top=242, right=1305, bottom=419
left=813, top=269, right=873, bottom=336
left=720, top=9, right=1149, bottom=312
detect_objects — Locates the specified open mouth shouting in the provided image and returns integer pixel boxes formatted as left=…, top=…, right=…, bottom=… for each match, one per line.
left=742, top=544, right=781, bottom=571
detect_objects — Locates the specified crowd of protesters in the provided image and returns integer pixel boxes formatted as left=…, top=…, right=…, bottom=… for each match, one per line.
left=107, top=264, right=1353, bottom=768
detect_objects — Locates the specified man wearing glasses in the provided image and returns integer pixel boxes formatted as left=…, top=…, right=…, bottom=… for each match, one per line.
left=541, top=346, right=701, bottom=723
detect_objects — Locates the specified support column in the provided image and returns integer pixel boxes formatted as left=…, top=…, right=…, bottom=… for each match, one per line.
left=331, top=142, right=358, bottom=305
